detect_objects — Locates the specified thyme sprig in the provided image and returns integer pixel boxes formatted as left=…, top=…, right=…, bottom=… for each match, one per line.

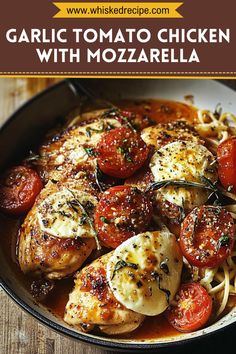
left=146, top=179, right=215, bottom=193
left=67, top=189, right=101, bottom=250
left=94, top=163, right=105, bottom=193
left=146, top=177, right=230, bottom=206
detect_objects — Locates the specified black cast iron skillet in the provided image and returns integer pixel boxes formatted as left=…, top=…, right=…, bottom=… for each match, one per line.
left=0, top=79, right=235, bottom=352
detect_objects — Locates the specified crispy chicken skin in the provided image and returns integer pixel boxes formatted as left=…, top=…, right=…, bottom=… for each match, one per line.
left=18, top=174, right=98, bottom=280
left=64, top=253, right=145, bottom=335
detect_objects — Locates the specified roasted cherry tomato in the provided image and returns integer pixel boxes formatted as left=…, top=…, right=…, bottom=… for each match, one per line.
left=0, top=165, right=42, bottom=215
left=180, top=206, right=235, bottom=268
left=97, top=126, right=149, bottom=179
left=94, top=185, right=153, bottom=248
left=166, top=282, right=212, bottom=332
left=217, top=137, right=236, bottom=192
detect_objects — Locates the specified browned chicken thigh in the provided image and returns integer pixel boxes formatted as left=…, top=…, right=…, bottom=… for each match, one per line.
left=18, top=173, right=98, bottom=279
left=64, top=252, right=145, bottom=335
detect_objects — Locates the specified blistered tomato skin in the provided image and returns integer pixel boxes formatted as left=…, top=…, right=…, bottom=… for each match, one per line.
left=166, top=282, right=212, bottom=332
left=217, top=137, right=236, bottom=192
left=0, top=165, right=42, bottom=215
left=94, top=185, right=153, bottom=248
left=180, top=206, right=235, bottom=268
left=96, top=126, right=149, bottom=179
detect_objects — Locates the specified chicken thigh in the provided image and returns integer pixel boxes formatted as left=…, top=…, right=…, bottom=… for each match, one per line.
left=64, top=252, right=145, bottom=335
left=18, top=173, right=98, bottom=279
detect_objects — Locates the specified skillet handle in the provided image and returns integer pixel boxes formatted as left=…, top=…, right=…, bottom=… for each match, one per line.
left=67, top=78, right=116, bottom=109
left=67, top=78, right=97, bottom=100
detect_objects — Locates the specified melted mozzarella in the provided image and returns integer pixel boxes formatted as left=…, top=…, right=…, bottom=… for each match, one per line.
left=141, top=121, right=202, bottom=150
left=150, top=141, right=217, bottom=209
left=107, top=231, right=182, bottom=316
left=37, top=188, right=97, bottom=239
left=62, top=118, right=121, bottom=165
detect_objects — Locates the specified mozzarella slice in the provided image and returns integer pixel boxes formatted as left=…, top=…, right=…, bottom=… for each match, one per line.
left=37, top=188, right=97, bottom=239
left=141, top=122, right=202, bottom=150
left=150, top=141, right=217, bottom=209
left=63, top=118, right=121, bottom=165
left=107, top=231, right=182, bottom=316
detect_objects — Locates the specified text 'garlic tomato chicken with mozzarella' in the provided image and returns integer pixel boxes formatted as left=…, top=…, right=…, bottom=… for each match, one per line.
left=0, top=98, right=236, bottom=338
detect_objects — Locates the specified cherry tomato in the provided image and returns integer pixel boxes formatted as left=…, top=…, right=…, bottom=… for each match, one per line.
left=97, top=126, right=149, bottom=178
left=0, top=165, right=42, bottom=215
left=180, top=206, right=235, bottom=268
left=166, top=282, right=212, bottom=332
left=217, top=137, right=236, bottom=192
left=103, top=109, right=151, bottom=131
left=94, top=185, right=153, bottom=248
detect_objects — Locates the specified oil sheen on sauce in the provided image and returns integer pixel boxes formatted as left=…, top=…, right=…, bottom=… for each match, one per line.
left=0, top=99, right=197, bottom=340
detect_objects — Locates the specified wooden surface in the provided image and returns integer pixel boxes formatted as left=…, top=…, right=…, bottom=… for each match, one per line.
left=0, top=78, right=236, bottom=354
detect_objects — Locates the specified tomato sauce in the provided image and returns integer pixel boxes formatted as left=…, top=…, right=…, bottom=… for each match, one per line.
left=0, top=99, right=223, bottom=340
left=117, top=99, right=198, bottom=124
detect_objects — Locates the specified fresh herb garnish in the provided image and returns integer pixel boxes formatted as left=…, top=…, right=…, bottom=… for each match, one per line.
left=94, top=163, right=105, bottom=193
left=58, top=210, right=71, bottom=218
left=102, top=108, right=120, bottom=119
left=218, top=234, right=230, bottom=248
left=83, top=147, right=96, bottom=157
left=117, top=146, right=133, bottom=162
left=111, top=260, right=138, bottom=280
left=85, top=123, right=106, bottom=137
left=67, top=189, right=101, bottom=250
left=101, top=108, right=135, bottom=131
left=100, top=216, right=110, bottom=224
left=146, top=179, right=215, bottom=193
left=105, top=122, right=115, bottom=131
left=151, top=271, right=171, bottom=304
left=79, top=214, right=87, bottom=226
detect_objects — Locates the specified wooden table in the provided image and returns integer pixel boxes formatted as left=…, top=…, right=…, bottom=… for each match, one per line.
left=0, top=78, right=236, bottom=354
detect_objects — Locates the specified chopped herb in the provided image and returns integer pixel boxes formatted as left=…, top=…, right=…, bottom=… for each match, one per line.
left=102, top=108, right=136, bottom=131
left=218, top=234, right=230, bottom=248
left=102, top=108, right=120, bottom=119
left=117, top=146, right=133, bottom=162
left=100, top=216, right=110, bottom=224
left=151, top=271, right=171, bottom=304
left=58, top=210, right=71, bottom=218
left=120, top=115, right=136, bottom=131
left=83, top=147, right=96, bottom=157
left=67, top=189, right=101, bottom=250
left=111, top=260, right=138, bottom=280
left=79, top=214, right=87, bottom=226
left=105, top=122, right=115, bottom=131
left=85, top=123, right=105, bottom=137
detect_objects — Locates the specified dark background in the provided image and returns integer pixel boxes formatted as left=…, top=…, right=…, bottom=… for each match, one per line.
left=0, top=0, right=236, bottom=76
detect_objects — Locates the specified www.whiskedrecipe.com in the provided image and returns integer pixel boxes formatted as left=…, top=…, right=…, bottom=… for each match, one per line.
left=65, top=4, right=170, bottom=17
